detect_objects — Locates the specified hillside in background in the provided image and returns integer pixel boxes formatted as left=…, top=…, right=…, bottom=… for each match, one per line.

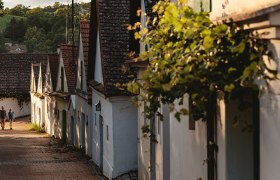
left=0, top=2, right=90, bottom=53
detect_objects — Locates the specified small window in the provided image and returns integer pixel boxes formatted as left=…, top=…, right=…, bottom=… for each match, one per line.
left=106, top=125, right=109, bottom=141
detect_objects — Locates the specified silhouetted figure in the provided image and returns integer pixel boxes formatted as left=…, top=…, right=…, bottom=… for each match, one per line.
left=8, top=109, right=14, bottom=130
left=0, top=106, right=7, bottom=130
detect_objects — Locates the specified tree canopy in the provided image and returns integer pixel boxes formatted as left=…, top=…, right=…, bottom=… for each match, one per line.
left=0, top=2, right=91, bottom=53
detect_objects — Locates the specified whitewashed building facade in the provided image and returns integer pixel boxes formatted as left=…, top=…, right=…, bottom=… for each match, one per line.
left=43, top=54, right=59, bottom=136
left=134, top=0, right=280, bottom=180
left=51, top=44, right=78, bottom=141
left=87, top=0, right=139, bottom=179
left=75, top=21, right=93, bottom=155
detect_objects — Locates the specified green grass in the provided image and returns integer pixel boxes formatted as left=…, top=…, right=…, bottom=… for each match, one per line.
left=29, top=123, right=45, bottom=133
left=0, top=14, right=26, bottom=33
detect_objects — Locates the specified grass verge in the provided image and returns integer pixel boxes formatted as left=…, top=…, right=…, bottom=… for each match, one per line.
left=29, top=123, right=45, bottom=133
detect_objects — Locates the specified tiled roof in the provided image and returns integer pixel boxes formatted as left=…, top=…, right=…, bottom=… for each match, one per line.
left=80, top=21, right=90, bottom=81
left=89, top=0, right=138, bottom=97
left=48, top=54, right=59, bottom=91
left=59, top=44, right=78, bottom=94
left=0, top=54, right=48, bottom=95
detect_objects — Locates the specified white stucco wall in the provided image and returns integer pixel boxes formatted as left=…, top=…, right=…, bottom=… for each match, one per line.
left=0, top=98, right=30, bottom=119
left=217, top=96, right=226, bottom=180
left=138, top=99, right=150, bottom=180
left=226, top=99, right=254, bottom=180
left=112, top=98, right=138, bottom=178
left=44, top=96, right=57, bottom=136
left=259, top=39, right=280, bottom=180
left=169, top=94, right=207, bottom=180
left=75, top=95, right=92, bottom=156
left=92, top=89, right=138, bottom=179
left=76, top=35, right=87, bottom=92
left=211, top=0, right=280, bottom=19
left=92, top=89, right=114, bottom=178
left=56, top=98, right=68, bottom=139
left=67, top=96, right=76, bottom=145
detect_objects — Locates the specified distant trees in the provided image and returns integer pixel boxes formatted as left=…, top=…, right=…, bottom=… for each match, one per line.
left=8, top=4, right=29, bottom=16
left=0, top=0, right=4, bottom=16
left=4, top=17, right=27, bottom=42
left=24, top=27, right=50, bottom=53
left=0, top=1, right=91, bottom=53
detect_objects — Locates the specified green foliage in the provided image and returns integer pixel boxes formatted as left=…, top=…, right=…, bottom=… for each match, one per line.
left=0, top=14, right=25, bottom=33
left=0, top=33, right=7, bottom=52
left=0, top=0, right=4, bottom=16
left=4, top=17, right=27, bottom=42
left=24, top=26, right=52, bottom=53
left=129, top=0, right=278, bottom=121
left=0, top=1, right=90, bottom=53
left=29, top=123, right=45, bottom=133
left=8, top=4, right=29, bottom=16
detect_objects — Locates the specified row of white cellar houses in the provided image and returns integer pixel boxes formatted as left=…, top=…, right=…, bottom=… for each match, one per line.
left=30, top=0, right=280, bottom=180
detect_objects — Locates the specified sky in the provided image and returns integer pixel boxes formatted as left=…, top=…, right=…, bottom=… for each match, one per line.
left=2, top=0, right=91, bottom=8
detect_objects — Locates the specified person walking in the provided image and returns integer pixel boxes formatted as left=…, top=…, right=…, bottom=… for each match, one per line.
left=0, top=106, right=6, bottom=130
left=8, top=109, right=14, bottom=130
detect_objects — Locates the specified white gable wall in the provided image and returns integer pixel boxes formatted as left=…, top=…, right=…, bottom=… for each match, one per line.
left=56, top=52, right=69, bottom=93
left=37, top=65, right=43, bottom=94
left=94, top=30, right=104, bottom=84
left=76, top=34, right=86, bottom=91
left=45, top=61, right=53, bottom=93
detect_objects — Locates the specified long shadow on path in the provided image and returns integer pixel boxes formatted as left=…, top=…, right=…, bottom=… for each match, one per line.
left=0, top=117, right=102, bottom=180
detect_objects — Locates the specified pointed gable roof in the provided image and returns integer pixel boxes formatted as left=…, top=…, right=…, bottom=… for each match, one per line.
left=59, top=44, right=78, bottom=94
left=48, top=54, right=59, bottom=91
left=0, top=54, right=47, bottom=95
left=88, top=0, right=138, bottom=97
left=80, top=20, right=90, bottom=81
left=33, top=64, right=40, bottom=90
left=31, top=63, right=40, bottom=92
left=40, top=62, right=48, bottom=92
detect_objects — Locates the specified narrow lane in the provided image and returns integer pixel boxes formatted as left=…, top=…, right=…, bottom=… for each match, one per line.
left=0, top=117, right=102, bottom=180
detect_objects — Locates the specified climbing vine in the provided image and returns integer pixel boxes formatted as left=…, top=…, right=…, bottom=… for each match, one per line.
left=127, top=0, right=278, bottom=125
